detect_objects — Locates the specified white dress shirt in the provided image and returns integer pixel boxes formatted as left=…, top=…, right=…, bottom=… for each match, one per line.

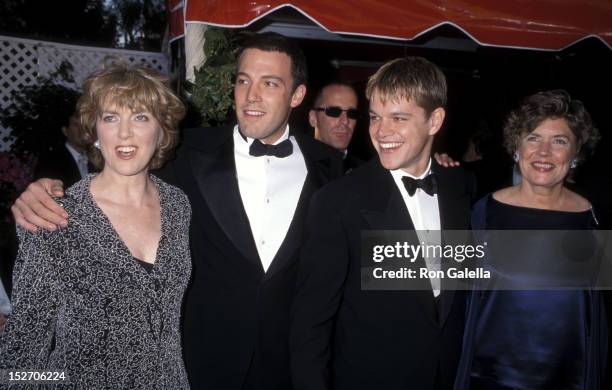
left=233, top=125, right=308, bottom=272
left=65, top=142, right=89, bottom=179
left=390, top=159, right=442, bottom=296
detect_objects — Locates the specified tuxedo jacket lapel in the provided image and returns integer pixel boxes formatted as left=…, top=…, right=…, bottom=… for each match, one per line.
left=264, top=174, right=315, bottom=278
left=265, top=134, right=336, bottom=278
left=359, top=162, right=440, bottom=324
left=433, top=162, right=472, bottom=327
left=188, top=129, right=261, bottom=268
left=360, top=184, right=414, bottom=231
left=433, top=161, right=471, bottom=232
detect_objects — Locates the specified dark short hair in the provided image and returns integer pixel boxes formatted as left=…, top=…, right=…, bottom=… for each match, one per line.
left=73, top=64, right=185, bottom=170
left=503, top=89, right=600, bottom=163
left=365, top=57, right=447, bottom=116
left=312, top=81, right=357, bottom=108
left=238, top=32, right=307, bottom=89
left=63, top=114, right=87, bottom=152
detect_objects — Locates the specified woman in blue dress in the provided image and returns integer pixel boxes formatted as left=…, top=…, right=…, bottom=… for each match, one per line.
left=455, top=90, right=606, bottom=390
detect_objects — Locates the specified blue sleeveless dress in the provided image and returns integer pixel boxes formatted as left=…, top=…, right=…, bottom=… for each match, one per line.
left=454, top=195, right=607, bottom=390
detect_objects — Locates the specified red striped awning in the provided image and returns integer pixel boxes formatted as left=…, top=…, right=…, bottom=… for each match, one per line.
left=169, top=0, right=612, bottom=50
left=168, top=0, right=185, bottom=41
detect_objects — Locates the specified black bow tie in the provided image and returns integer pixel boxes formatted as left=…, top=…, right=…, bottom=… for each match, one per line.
left=401, top=174, right=437, bottom=196
left=249, top=139, right=293, bottom=158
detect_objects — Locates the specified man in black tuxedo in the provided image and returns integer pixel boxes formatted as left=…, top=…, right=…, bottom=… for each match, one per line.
left=33, top=142, right=85, bottom=187
left=290, top=57, right=474, bottom=390
left=12, top=33, right=343, bottom=390
left=33, top=119, right=91, bottom=188
left=309, top=82, right=363, bottom=173
left=159, top=33, right=343, bottom=389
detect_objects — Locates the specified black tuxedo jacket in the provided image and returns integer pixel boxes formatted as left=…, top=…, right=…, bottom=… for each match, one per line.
left=342, top=153, right=364, bottom=174
left=34, top=144, right=83, bottom=188
left=290, top=159, right=475, bottom=390
left=158, top=126, right=343, bottom=390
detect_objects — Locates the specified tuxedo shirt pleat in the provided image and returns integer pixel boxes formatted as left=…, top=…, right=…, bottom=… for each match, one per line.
left=390, top=159, right=442, bottom=296
left=233, top=126, right=307, bottom=272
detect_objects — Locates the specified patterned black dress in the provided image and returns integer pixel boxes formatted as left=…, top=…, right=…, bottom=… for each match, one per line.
left=0, top=175, right=192, bottom=389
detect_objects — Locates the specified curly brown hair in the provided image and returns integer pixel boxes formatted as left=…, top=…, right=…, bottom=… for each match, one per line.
left=503, top=90, right=600, bottom=164
left=72, top=64, right=185, bottom=170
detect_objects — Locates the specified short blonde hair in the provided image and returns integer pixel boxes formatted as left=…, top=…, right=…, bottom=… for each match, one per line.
left=366, top=57, right=446, bottom=116
left=73, top=64, right=185, bottom=170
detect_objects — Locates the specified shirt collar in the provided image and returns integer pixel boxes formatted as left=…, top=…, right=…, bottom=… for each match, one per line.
left=233, top=124, right=291, bottom=146
left=65, top=141, right=87, bottom=161
left=390, top=158, right=432, bottom=181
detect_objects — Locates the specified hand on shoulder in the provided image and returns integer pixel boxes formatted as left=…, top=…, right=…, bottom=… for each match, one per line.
left=434, top=152, right=460, bottom=168
left=11, top=178, right=67, bottom=232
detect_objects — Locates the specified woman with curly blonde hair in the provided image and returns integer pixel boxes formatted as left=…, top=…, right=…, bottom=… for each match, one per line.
left=0, top=64, right=192, bottom=389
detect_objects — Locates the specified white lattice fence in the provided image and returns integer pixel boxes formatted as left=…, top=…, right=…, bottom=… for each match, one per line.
left=0, top=35, right=169, bottom=151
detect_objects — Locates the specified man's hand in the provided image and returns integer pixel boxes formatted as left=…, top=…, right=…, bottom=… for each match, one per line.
left=11, top=179, right=68, bottom=232
left=434, top=152, right=460, bottom=168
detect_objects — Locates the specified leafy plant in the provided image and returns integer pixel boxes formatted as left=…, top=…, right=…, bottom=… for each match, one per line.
left=0, top=61, right=80, bottom=160
left=0, top=61, right=79, bottom=240
left=110, top=0, right=165, bottom=50
left=190, top=27, right=239, bottom=127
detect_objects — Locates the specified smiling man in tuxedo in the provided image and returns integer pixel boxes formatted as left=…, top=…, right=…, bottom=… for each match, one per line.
left=11, top=33, right=343, bottom=390
left=169, top=33, right=342, bottom=390
left=290, top=57, right=474, bottom=390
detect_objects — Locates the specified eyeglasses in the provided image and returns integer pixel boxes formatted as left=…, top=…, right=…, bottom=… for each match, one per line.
left=314, top=106, right=360, bottom=120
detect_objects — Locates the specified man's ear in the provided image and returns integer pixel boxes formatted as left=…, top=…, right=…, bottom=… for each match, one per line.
left=428, top=107, right=445, bottom=136
left=309, top=110, right=322, bottom=140
left=290, top=84, right=307, bottom=108
left=308, top=110, right=318, bottom=129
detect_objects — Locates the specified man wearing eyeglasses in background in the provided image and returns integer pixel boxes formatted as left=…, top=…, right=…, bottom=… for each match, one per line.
left=309, top=82, right=363, bottom=173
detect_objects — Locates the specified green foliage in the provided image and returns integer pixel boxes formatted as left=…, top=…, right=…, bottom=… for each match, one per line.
left=190, top=27, right=239, bottom=127
left=110, top=0, right=165, bottom=50
left=0, top=61, right=80, bottom=160
left=0, top=0, right=165, bottom=51
left=0, top=61, right=79, bottom=236
left=0, top=0, right=116, bottom=47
